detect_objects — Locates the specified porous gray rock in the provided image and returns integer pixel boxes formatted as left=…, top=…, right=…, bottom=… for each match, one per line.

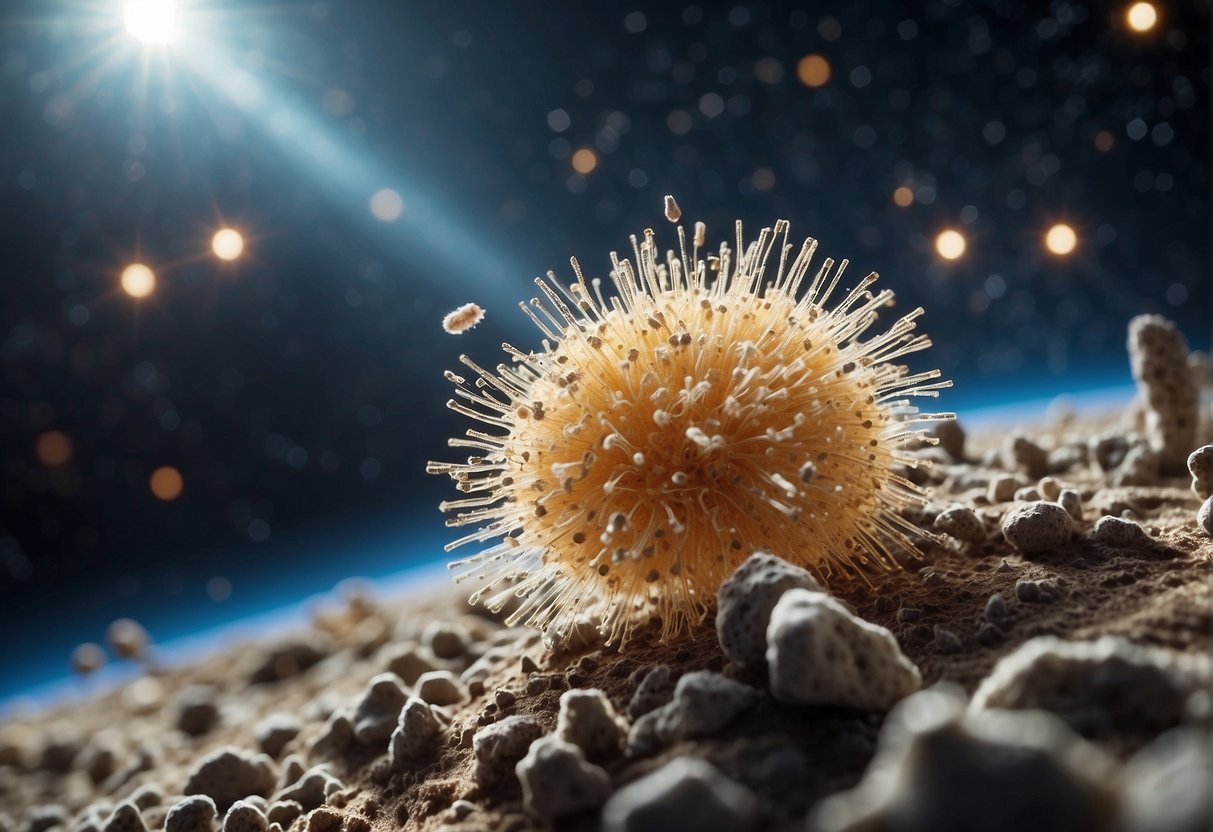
left=1000, top=501, right=1072, bottom=554
left=1187, top=445, right=1213, bottom=500
left=26, top=806, right=68, bottom=832
left=715, top=551, right=823, bottom=671
left=766, top=589, right=921, bottom=711
left=106, top=619, right=149, bottom=661
left=220, top=802, right=266, bottom=832
left=352, top=673, right=408, bottom=744
left=515, top=736, right=611, bottom=819
left=70, top=643, right=107, bottom=676
left=176, top=686, right=220, bottom=737
left=472, top=715, right=542, bottom=787
left=273, top=767, right=342, bottom=813
left=1119, top=727, right=1212, bottom=832
left=1110, top=440, right=1160, bottom=487
left=1058, top=488, right=1083, bottom=521
left=809, top=686, right=1117, bottom=832
left=928, top=418, right=966, bottom=461
left=415, top=671, right=463, bottom=707
left=1199, top=496, right=1213, bottom=537
left=101, top=804, right=146, bottom=832
left=388, top=698, right=444, bottom=769
left=421, top=621, right=465, bottom=659
left=628, top=671, right=757, bottom=755
left=253, top=714, right=300, bottom=759
left=1128, top=314, right=1198, bottom=475
left=555, top=688, right=627, bottom=762
left=164, top=796, right=217, bottom=832
left=932, top=505, right=985, bottom=543
left=1005, top=435, right=1049, bottom=479
left=263, top=803, right=301, bottom=831
left=970, top=636, right=1212, bottom=739
left=1091, top=432, right=1132, bottom=471
left=1036, top=476, right=1062, bottom=502
left=1089, top=515, right=1152, bottom=548
left=601, top=758, right=758, bottom=832
left=627, top=665, right=674, bottom=719
left=183, top=748, right=276, bottom=812
left=987, top=475, right=1020, bottom=503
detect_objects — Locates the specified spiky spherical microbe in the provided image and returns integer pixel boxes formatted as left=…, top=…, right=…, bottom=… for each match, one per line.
left=428, top=205, right=952, bottom=645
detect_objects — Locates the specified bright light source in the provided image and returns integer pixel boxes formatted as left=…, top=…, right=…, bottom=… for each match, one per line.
left=1045, top=223, right=1078, bottom=256
left=121, top=263, right=156, bottom=297
left=935, top=229, right=967, bottom=261
left=211, top=228, right=245, bottom=261
left=1126, top=2, right=1158, bottom=32
left=124, top=0, right=180, bottom=45
left=370, top=188, right=404, bottom=222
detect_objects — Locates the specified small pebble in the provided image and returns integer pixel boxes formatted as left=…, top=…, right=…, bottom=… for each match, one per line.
left=1089, top=516, right=1152, bottom=548
left=931, top=627, right=962, bottom=654
left=472, top=715, right=543, bottom=787
left=1015, top=580, right=1041, bottom=603
left=932, top=505, right=985, bottom=543
left=766, top=590, right=921, bottom=711
left=601, top=758, right=757, bottom=832
left=164, top=796, right=217, bottom=832
left=714, top=551, right=823, bottom=671
left=1058, top=488, right=1083, bottom=521
left=1001, top=501, right=1073, bottom=554
left=896, top=607, right=922, bottom=623
left=389, top=699, right=444, bottom=769
left=183, top=747, right=276, bottom=812
left=556, top=688, right=627, bottom=762
left=984, top=593, right=1007, bottom=620
left=422, top=622, right=465, bottom=659
left=352, top=673, right=408, bottom=744
left=107, top=619, right=150, bottom=661
left=221, top=802, right=266, bottom=832
left=275, top=767, right=343, bottom=812
left=1006, top=435, right=1049, bottom=479
left=176, top=686, right=220, bottom=737
left=1198, top=496, right=1213, bottom=537
left=254, top=714, right=301, bottom=759
left=415, top=671, right=464, bottom=707
left=515, top=736, right=611, bottom=819
left=103, top=804, right=147, bottom=832
left=1037, top=477, right=1062, bottom=501
left=977, top=622, right=1002, bottom=647
left=987, top=475, right=1020, bottom=503
left=71, top=643, right=107, bottom=676
left=1188, top=445, right=1213, bottom=500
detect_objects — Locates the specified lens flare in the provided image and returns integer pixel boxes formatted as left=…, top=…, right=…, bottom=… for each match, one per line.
left=935, top=229, right=967, bottom=261
left=121, top=263, right=156, bottom=298
left=211, top=228, right=245, bottom=261
left=1045, top=223, right=1078, bottom=256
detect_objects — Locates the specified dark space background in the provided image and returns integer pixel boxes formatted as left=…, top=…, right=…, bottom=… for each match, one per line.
left=0, top=0, right=1208, bottom=696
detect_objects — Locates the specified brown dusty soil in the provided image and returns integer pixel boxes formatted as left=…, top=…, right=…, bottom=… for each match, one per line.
left=1, top=413, right=1210, bottom=832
